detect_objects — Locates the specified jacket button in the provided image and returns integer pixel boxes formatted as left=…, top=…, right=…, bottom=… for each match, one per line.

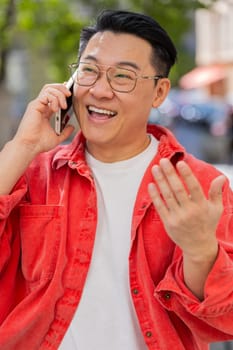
left=69, top=161, right=77, bottom=168
left=132, top=288, right=139, bottom=295
left=164, top=292, right=171, bottom=300
left=146, top=331, right=152, bottom=338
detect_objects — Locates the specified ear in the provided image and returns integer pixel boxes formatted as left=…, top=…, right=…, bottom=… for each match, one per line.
left=152, top=78, right=170, bottom=108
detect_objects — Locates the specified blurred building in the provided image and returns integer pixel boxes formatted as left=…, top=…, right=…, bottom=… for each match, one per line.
left=180, top=0, right=233, bottom=101
left=176, top=0, right=233, bottom=164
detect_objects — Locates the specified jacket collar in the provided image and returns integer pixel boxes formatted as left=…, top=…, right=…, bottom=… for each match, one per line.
left=52, top=124, right=185, bottom=170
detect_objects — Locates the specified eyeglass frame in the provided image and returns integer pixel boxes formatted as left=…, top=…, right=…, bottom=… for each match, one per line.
left=68, top=62, right=164, bottom=93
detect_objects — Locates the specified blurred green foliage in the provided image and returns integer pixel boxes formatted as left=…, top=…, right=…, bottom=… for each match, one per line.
left=16, top=0, right=87, bottom=80
left=0, top=0, right=87, bottom=82
left=0, top=0, right=217, bottom=85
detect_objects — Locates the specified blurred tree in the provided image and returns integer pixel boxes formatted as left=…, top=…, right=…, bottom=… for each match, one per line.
left=0, top=0, right=86, bottom=84
left=0, top=0, right=16, bottom=83
left=0, top=0, right=217, bottom=86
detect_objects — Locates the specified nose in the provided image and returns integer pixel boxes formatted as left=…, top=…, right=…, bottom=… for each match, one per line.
left=89, top=72, right=114, bottom=99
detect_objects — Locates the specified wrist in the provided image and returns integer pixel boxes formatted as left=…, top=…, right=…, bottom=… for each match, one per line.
left=183, top=242, right=219, bottom=300
left=183, top=239, right=219, bottom=263
left=10, top=137, right=41, bottom=159
left=183, top=241, right=219, bottom=268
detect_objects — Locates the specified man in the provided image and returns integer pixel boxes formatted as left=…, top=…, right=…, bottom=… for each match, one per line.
left=0, top=9, right=233, bottom=350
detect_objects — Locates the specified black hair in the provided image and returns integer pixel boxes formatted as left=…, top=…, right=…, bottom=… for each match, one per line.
left=78, top=9, right=177, bottom=77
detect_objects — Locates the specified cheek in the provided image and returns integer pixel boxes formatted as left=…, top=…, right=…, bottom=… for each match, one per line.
left=73, top=85, right=87, bottom=102
left=131, top=91, right=154, bottom=117
left=72, top=88, right=87, bottom=115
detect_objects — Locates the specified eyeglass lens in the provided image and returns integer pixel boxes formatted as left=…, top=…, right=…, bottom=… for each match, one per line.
left=71, top=63, right=137, bottom=92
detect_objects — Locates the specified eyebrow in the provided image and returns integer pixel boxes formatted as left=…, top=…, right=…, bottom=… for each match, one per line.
left=82, top=55, right=141, bottom=71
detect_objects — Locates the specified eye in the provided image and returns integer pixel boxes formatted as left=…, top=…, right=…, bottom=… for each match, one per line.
left=114, top=69, right=135, bottom=81
left=80, top=64, right=98, bottom=74
left=84, top=66, right=95, bottom=73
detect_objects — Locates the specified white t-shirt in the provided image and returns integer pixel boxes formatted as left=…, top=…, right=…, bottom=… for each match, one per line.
left=59, top=135, right=158, bottom=350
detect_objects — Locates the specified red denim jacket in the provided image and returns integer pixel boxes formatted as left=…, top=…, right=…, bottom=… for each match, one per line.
left=0, top=124, right=233, bottom=350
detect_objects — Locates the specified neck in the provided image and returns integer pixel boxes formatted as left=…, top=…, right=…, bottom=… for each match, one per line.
left=86, top=135, right=151, bottom=163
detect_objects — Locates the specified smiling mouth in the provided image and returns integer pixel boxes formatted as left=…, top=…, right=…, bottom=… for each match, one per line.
left=87, top=105, right=117, bottom=119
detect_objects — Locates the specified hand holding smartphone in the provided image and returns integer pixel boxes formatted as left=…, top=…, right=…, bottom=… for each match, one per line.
left=55, top=69, right=77, bottom=135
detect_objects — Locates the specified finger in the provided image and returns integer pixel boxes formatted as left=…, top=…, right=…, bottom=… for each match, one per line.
left=159, top=158, right=190, bottom=205
left=57, top=124, right=75, bottom=143
left=46, top=89, right=69, bottom=110
left=151, top=164, right=179, bottom=209
left=38, top=90, right=59, bottom=111
left=39, top=84, right=71, bottom=110
left=176, top=160, right=204, bottom=202
left=148, top=182, right=169, bottom=218
left=208, top=175, right=226, bottom=204
left=43, top=83, right=72, bottom=97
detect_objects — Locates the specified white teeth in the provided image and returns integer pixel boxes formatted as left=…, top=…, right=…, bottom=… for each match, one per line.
left=88, top=106, right=116, bottom=116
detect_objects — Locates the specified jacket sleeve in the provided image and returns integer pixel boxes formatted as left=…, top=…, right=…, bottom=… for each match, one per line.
left=154, top=179, right=233, bottom=342
left=0, top=176, right=28, bottom=323
left=0, top=176, right=27, bottom=274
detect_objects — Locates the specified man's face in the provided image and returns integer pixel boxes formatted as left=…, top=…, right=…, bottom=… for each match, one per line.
left=73, top=31, right=170, bottom=161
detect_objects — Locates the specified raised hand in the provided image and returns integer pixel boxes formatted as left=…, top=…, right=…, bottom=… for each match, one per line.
left=13, top=83, right=74, bottom=155
left=0, top=83, right=75, bottom=196
left=148, top=158, right=226, bottom=298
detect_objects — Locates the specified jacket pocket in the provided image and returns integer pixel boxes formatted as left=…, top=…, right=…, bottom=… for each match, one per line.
left=19, top=204, right=64, bottom=284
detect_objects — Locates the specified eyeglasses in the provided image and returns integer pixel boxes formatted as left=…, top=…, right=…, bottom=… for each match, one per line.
left=68, top=62, right=164, bottom=93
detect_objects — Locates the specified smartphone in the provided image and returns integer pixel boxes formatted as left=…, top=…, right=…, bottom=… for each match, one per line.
left=55, top=70, right=77, bottom=135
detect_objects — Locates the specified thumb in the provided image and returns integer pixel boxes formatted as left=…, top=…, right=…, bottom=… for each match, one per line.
left=58, top=124, right=75, bottom=143
left=208, top=174, right=226, bottom=204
